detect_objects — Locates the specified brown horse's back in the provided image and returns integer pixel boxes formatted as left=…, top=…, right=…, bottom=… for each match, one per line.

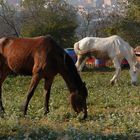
left=0, top=36, right=54, bottom=75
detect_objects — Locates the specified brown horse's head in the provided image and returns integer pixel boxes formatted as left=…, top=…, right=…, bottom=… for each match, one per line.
left=57, top=49, right=88, bottom=119
left=70, top=82, right=88, bottom=119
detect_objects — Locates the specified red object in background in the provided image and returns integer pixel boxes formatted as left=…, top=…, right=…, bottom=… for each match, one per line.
left=121, top=59, right=129, bottom=67
left=86, top=58, right=95, bottom=65
left=86, top=58, right=106, bottom=68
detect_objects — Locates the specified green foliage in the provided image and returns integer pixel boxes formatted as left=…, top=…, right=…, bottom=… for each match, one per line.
left=128, top=0, right=140, bottom=5
left=0, top=70, right=140, bottom=139
left=21, top=0, right=78, bottom=48
left=105, top=18, right=140, bottom=46
left=127, top=4, right=140, bottom=22
left=104, top=1, right=140, bottom=47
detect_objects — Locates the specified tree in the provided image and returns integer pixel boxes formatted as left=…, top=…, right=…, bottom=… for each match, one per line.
left=21, top=0, right=78, bottom=48
left=104, top=0, right=140, bottom=47
left=0, top=0, right=21, bottom=37
left=75, top=1, right=128, bottom=39
left=76, top=7, right=112, bottom=38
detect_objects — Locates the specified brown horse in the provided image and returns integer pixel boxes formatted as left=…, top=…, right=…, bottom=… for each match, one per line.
left=0, top=35, right=88, bottom=119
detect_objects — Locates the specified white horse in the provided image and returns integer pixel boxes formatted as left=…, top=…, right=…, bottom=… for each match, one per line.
left=74, top=35, right=139, bottom=85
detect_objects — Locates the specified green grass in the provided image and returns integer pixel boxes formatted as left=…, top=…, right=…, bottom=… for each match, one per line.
left=0, top=68, right=140, bottom=140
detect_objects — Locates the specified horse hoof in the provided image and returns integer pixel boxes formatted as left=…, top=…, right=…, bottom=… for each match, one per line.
left=44, top=111, right=49, bottom=115
left=20, top=105, right=27, bottom=117
left=81, top=115, right=87, bottom=120
left=0, top=107, right=5, bottom=113
left=110, top=81, right=115, bottom=85
left=82, top=113, right=87, bottom=120
left=0, top=113, right=4, bottom=118
left=0, top=109, right=5, bottom=118
left=132, top=82, right=137, bottom=86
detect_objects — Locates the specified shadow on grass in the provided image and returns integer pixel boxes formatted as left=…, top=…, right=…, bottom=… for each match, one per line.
left=83, top=66, right=115, bottom=72
left=0, top=125, right=140, bottom=140
left=83, top=66, right=130, bottom=73
left=0, top=126, right=58, bottom=140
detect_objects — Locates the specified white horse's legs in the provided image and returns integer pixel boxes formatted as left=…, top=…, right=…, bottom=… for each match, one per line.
left=78, top=58, right=88, bottom=71
left=75, top=54, right=88, bottom=72
left=110, top=57, right=122, bottom=85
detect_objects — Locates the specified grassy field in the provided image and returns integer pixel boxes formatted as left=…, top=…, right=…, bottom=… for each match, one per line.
left=0, top=68, right=140, bottom=140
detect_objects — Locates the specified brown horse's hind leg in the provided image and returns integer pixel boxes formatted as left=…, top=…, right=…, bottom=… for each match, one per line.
left=0, top=72, right=8, bottom=113
left=22, top=73, right=41, bottom=116
left=44, top=77, right=54, bottom=115
left=0, top=87, right=4, bottom=113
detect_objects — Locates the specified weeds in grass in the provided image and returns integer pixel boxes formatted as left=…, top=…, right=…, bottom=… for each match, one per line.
left=0, top=70, right=140, bottom=139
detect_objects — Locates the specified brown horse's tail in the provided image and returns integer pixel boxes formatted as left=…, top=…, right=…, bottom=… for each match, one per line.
left=64, top=51, right=88, bottom=97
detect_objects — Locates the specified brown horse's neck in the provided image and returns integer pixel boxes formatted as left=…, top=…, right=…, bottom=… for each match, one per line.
left=58, top=54, right=83, bottom=93
left=48, top=37, right=84, bottom=93
left=60, top=71, right=78, bottom=92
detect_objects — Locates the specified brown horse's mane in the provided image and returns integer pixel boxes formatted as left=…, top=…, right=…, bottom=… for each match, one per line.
left=55, top=43, right=87, bottom=97
left=45, top=35, right=87, bottom=97
left=64, top=53, right=85, bottom=89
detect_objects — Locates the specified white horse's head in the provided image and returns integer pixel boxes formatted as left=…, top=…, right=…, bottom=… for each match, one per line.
left=129, top=62, right=140, bottom=85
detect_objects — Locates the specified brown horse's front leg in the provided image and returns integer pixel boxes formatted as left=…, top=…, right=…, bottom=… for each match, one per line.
left=21, top=74, right=40, bottom=116
left=44, top=78, right=53, bottom=115
left=44, top=87, right=51, bottom=115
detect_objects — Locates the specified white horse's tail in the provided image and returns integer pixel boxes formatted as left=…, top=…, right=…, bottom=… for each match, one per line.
left=74, top=42, right=80, bottom=55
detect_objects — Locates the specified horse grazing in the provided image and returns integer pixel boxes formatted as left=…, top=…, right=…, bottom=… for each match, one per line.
left=0, top=35, right=88, bottom=119
left=74, top=35, right=139, bottom=85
